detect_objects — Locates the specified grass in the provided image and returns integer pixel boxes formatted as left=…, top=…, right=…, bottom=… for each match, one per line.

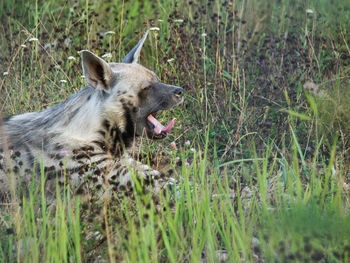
left=1, top=0, right=350, bottom=262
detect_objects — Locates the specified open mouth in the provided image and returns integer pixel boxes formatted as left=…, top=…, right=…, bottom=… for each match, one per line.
left=146, top=112, right=176, bottom=138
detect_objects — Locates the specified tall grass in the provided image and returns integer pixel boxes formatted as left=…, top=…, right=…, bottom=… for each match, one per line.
left=1, top=0, right=350, bottom=262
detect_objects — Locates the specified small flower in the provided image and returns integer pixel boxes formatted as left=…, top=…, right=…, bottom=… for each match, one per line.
left=102, top=53, right=112, bottom=58
left=201, top=33, right=207, bottom=37
left=81, top=75, right=85, bottom=79
left=149, top=27, right=160, bottom=31
left=306, top=9, right=314, bottom=14
left=64, top=37, right=71, bottom=47
left=167, top=58, right=175, bottom=63
left=21, top=44, right=27, bottom=48
left=28, top=37, right=38, bottom=42
left=184, top=140, right=190, bottom=146
left=173, top=19, right=184, bottom=23
left=3, top=71, right=8, bottom=76
left=60, top=150, right=69, bottom=156
left=60, top=80, right=67, bottom=83
left=170, top=141, right=177, bottom=150
left=185, top=162, right=190, bottom=167
left=67, top=56, right=76, bottom=60
left=190, top=148, right=195, bottom=152
left=158, top=19, right=164, bottom=22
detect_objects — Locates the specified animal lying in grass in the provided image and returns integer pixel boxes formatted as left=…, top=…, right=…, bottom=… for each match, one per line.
left=0, top=31, right=184, bottom=199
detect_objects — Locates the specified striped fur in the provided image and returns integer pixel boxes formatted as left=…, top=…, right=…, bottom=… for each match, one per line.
left=0, top=31, right=183, bottom=199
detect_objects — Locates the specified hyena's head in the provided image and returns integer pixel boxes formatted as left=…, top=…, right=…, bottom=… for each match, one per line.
left=81, top=31, right=184, bottom=139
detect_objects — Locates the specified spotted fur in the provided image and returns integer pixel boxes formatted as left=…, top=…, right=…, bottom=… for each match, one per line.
left=0, top=31, right=184, bottom=200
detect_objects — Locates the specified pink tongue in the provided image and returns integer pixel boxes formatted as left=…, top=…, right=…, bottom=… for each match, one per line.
left=147, top=115, right=176, bottom=135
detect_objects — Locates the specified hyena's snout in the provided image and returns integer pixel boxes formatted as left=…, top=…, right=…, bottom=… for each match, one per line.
left=169, top=86, right=184, bottom=106
left=173, top=87, right=184, bottom=98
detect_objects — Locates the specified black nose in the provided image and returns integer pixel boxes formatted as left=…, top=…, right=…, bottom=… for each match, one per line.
left=174, top=87, right=184, bottom=97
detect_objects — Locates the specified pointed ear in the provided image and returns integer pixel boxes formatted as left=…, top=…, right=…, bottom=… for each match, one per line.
left=122, top=30, right=149, bottom=64
left=81, top=50, right=113, bottom=90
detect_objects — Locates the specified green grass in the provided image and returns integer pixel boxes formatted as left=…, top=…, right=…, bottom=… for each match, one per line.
left=1, top=0, right=350, bottom=262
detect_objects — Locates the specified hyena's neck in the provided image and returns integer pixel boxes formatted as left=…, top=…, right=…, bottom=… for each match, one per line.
left=3, top=85, right=135, bottom=156
left=51, top=85, right=136, bottom=154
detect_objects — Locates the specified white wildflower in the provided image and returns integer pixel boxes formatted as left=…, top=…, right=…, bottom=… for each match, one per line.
left=21, top=44, right=27, bottom=48
left=149, top=27, right=160, bottom=31
left=60, top=80, right=67, bottom=83
left=158, top=19, right=164, bottom=22
left=167, top=58, right=175, bottom=62
left=64, top=37, right=71, bottom=47
left=3, top=72, right=8, bottom=76
left=28, top=37, right=38, bottom=42
left=174, top=19, right=184, bottom=23
left=201, top=33, right=207, bottom=37
left=67, top=56, right=76, bottom=60
left=306, top=9, right=314, bottom=14
left=81, top=75, right=85, bottom=78
left=101, top=53, right=112, bottom=58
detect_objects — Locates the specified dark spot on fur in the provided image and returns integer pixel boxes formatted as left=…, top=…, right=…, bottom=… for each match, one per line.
left=102, top=119, right=110, bottom=130
left=98, top=130, right=106, bottom=137
left=74, top=152, right=90, bottom=160
left=54, top=144, right=63, bottom=151
left=92, top=140, right=107, bottom=150
left=76, top=187, right=85, bottom=195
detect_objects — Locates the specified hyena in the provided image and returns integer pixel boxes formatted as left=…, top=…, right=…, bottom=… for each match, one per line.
left=0, top=31, right=184, bottom=199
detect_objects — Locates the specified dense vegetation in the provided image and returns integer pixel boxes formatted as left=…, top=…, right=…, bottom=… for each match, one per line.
left=1, top=0, right=350, bottom=262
